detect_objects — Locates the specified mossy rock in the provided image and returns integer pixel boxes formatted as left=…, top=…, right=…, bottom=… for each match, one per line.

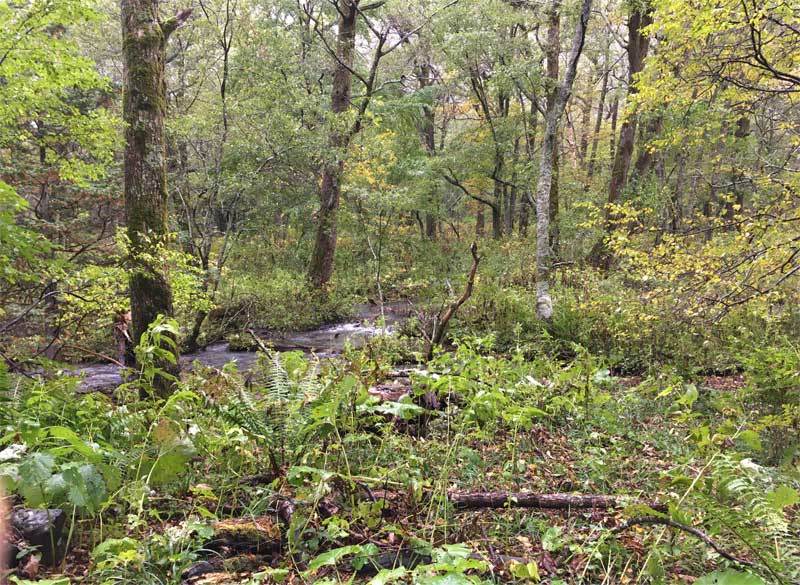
left=209, top=516, right=283, bottom=554
left=185, top=572, right=252, bottom=585
left=226, top=333, right=259, bottom=352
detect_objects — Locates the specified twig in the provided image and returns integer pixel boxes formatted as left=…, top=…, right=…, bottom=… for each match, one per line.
left=247, top=329, right=274, bottom=356
left=61, top=344, right=124, bottom=368
left=612, top=516, right=757, bottom=570
left=424, top=242, right=480, bottom=361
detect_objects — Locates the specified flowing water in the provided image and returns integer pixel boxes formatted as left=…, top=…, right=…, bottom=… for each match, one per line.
left=70, top=302, right=411, bottom=392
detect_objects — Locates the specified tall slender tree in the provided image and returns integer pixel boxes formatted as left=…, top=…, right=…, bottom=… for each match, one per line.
left=590, top=3, right=652, bottom=268
left=308, top=0, right=456, bottom=288
left=535, top=0, right=593, bottom=320
left=308, top=0, right=358, bottom=290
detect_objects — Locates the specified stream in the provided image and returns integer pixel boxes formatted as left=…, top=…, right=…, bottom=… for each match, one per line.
left=71, top=301, right=412, bottom=392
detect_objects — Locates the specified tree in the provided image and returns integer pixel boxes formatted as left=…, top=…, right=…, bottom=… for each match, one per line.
left=121, top=0, right=190, bottom=393
left=534, top=0, right=593, bottom=320
left=589, top=3, right=652, bottom=269
left=0, top=0, right=116, bottom=365
left=307, top=0, right=458, bottom=289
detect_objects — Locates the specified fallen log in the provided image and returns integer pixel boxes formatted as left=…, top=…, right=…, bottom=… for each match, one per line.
left=448, top=491, right=667, bottom=513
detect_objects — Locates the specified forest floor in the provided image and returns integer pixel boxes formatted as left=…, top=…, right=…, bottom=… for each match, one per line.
left=9, top=303, right=793, bottom=585
left=33, top=367, right=758, bottom=585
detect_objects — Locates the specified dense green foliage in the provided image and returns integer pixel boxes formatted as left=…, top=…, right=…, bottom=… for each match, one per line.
left=0, top=0, right=797, bottom=583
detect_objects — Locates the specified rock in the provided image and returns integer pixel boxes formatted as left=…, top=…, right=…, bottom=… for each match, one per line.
left=208, top=516, right=282, bottom=554
left=183, top=560, right=219, bottom=580
left=10, top=507, right=67, bottom=566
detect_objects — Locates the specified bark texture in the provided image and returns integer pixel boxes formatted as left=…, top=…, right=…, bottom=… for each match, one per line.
left=449, top=491, right=667, bottom=512
left=121, top=0, right=190, bottom=394
left=587, top=48, right=609, bottom=179
left=545, top=4, right=561, bottom=255
left=416, top=57, right=439, bottom=240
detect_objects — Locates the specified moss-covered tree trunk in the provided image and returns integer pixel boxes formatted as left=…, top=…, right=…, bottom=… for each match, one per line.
left=121, top=0, right=190, bottom=395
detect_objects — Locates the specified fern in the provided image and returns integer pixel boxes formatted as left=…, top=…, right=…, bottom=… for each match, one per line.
left=691, top=454, right=800, bottom=581
left=210, top=352, right=321, bottom=470
left=217, top=386, right=275, bottom=443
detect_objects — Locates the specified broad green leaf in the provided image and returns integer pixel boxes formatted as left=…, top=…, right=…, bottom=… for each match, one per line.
left=695, top=570, right=766, bottom=585
left=368, top=567, right=408, bottom=585
left=19, top=452, right=55, bottom=485
left=766, top=485, right=799, bottom=511
left=509, top=560, right=541, bottom=581
left=306, top=544, right=369, bottom=573
left=49, top=426, right=102, bottom=463
left=541, top=526, right=563, bottom=552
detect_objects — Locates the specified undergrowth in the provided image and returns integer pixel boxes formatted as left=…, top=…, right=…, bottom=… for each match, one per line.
left=1, top=319, right=798, bottom=584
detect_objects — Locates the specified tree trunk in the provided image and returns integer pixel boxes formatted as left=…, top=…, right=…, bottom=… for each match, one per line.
left=607, top=7, right=652, bottom=208
left=587, top=49, right=609, bottom=179
left=492, top=183, right=504, bottom=239
left=449, top=490, right=666, bottom=512
left=35, top=129, right=61, bottom=361
left=589, top=5, right=652, bottom=269
left=308, top=0, right=358, bottom=289
left=121, top=0, right=190, bottom=395
left=725, top=116, right=751, bottom=229
left=671, top=154, right=686, bottom=232
left=505, top=142, right=519, bottom=236
left=579, top=75, right=592, bottom=166
left=632, top=114, right=663, bottom=180
left=546, top=3, right=561, bottom=256
left=535, top=0, right=593, bottom=320
left=476, top=206, right=485, bottom=237
left=417, top=57, right=439, bottom=241
left=608, top=95, right=619, bottom=161
left=519, top=94, right=538, bottom=237
left=519, top=202, right=530, bottom=238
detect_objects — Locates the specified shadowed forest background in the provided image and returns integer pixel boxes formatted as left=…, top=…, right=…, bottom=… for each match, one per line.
left=0, top=0, right=798, bottom=583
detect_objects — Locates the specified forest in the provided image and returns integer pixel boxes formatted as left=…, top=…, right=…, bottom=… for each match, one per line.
left=0, top=0, right=798, bottom=583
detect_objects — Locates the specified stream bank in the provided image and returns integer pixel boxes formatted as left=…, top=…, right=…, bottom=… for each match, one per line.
left=71, top=301, right=413, bottom=392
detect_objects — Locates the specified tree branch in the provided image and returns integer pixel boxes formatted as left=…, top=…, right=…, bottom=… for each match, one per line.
left=161, top=8, right=193, bottom=39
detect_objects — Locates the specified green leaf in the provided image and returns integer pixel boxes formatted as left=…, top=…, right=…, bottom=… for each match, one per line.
left=61, top=463, right=105, bottom=513
left=370, top=399, right=428, bottom=420
left=149, top=451, right=191, bottom=485
left=414, top=574, right=474, bottom=585
left=49, top=426, right=102, bottom=463
left=306, top=544, right=369, bottom=573
left=766, top=485, right=799, bottom=511
left=252, top=568, right=290, bottom=583
left=509, top=560, right=541, bottom=581
left=541, top=526, right=563, bottom=552
left=9, top=577, right=70, bottom=585
left=368, top=567, right=408, bottom=585
left=19, top=452, right=55, bottom=484
left=737, top=429, right=761, bottom=451
left=92, top=537, right=140, bottom=562
left=695, top=570, right=766, bottom=585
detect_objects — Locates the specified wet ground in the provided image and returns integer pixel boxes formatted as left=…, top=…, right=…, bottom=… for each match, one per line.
left=70, top=301, right=412, bottom=392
